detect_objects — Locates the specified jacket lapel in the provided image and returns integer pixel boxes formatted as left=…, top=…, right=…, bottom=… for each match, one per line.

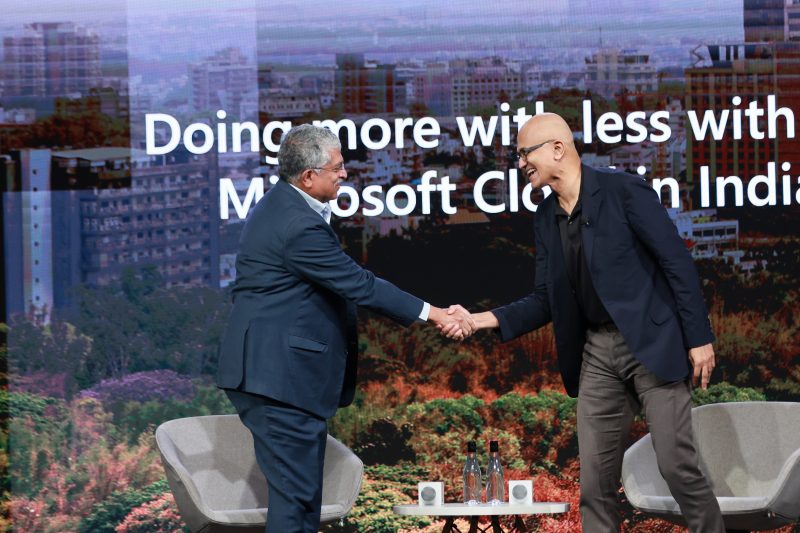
left=541, top=198, right=568, bottom=290
left=580, top=164, right=603, bottom=273
left=276, top=180, right=340, bottom=242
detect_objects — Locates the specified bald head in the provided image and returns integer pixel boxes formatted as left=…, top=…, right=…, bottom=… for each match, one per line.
left=518, top=112, right=575, bottom=149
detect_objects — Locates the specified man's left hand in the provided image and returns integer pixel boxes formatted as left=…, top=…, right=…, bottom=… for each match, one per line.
left=688, top=343, right=715, bottom=390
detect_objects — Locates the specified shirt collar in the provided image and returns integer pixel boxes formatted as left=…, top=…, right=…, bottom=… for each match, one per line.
left=289, top=183, right=331, bottom=223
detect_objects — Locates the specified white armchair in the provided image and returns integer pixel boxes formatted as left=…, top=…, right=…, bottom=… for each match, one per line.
left=155, top=414, right=363, bottom=532
left=622, top=401, right=800, bottom=531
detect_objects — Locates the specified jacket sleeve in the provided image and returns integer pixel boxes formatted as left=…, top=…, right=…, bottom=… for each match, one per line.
left=491, top=215, right=552, bottom=341
left=283, top=216, right=424, bottom=327
left=622, top=176, right=714, bottom=348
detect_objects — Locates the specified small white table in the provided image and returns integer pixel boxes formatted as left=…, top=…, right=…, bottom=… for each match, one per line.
left=393, top=502, right=570, bottom=533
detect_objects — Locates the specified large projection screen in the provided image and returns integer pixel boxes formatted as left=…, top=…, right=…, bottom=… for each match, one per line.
left=2, top=1, right=798, bottom=531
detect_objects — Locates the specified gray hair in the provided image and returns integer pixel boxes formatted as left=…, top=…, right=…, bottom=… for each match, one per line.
left=278, top=124, right=342, bottom=184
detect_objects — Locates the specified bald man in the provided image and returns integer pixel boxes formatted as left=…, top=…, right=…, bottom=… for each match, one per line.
left=460, top=113, right=723, bottom=532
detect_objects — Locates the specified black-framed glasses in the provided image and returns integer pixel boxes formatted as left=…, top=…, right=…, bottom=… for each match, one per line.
left=309, top=162, right=345, bottom=173
left=513, top=139, right=556, bottom=162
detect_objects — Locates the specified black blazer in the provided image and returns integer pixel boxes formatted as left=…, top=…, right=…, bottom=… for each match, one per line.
left=493, top=165, right=714, bottom=396
left=216, top=180, right=423, bottom=418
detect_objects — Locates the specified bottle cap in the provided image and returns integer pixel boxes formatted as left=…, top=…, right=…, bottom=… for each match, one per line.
left=467, top=441, right=477, bottom=452
left=490, top=440, right=499, bottom=452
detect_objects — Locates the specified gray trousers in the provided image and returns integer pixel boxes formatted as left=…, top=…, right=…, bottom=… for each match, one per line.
left=577, top=324, right=724, bottom=533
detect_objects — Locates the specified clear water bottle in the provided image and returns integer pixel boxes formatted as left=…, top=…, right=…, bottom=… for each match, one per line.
left=486, top=440, right=505, bottom=504
left=462, top=441, right=482, bottom=505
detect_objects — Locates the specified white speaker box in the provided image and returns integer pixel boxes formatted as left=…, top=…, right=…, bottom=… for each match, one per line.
left=417, top=481, right=444, bottom=506
left=508, top=480, right=534, bottom=505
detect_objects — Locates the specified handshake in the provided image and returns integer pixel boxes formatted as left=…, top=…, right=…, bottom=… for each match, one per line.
left=428, top=305, right=495, bottom=341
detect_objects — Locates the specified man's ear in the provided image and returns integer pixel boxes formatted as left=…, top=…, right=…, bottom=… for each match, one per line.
left=552, top=140, right=566, bottom=161
left=299, top=169, right=316, bottom=188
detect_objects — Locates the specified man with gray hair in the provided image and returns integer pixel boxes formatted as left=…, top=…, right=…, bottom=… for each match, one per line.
left=217, top=124, right=473, bottom=532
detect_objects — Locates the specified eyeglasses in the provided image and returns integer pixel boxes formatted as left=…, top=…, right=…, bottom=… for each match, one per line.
left=309, top=162, right=345, bottom=173
left=513, top=139, right=556, bottom=162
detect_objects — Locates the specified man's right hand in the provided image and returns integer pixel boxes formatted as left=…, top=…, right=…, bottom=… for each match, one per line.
left=438, top=306, right=500, bottom=339
left=429, top=305, right=476, bottom=340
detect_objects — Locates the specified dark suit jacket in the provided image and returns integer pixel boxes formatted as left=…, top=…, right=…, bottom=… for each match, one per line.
left=216, top=180, right=423, bottom=419
left=493, top=165, right=714, bottom=396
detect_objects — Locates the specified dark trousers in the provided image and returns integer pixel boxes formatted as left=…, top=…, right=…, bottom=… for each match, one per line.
left=226, top=389, right=328, bottom=533
left=577, top=324, right=724, bottom=533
